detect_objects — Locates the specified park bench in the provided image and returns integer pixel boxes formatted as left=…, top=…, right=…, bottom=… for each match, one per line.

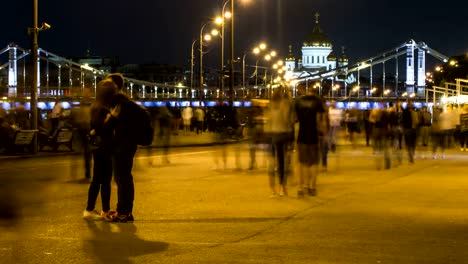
left=11, top=130, right=39, bottom=153
left=39, top=128, right=74, bottom=151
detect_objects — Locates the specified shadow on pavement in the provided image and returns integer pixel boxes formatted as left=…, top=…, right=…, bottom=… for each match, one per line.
left=85, top=221, right=169, bottom=264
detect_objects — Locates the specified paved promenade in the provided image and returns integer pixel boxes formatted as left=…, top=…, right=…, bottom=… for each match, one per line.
left=1, top=145, right=468, bottom=263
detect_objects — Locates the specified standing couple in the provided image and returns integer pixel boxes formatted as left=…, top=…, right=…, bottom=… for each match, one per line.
left=83, top=73, right=140, bottom=223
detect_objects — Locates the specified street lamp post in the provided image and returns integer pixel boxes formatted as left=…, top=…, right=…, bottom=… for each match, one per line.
left=29, top=0, right=50, bottom=154
left=220, top=0, right=231, bottom=100
left=229, top=0, right=235, bottom=106
left=190, top=39, right=198, bottom=101
left=32, top=1, right=38, bottom=153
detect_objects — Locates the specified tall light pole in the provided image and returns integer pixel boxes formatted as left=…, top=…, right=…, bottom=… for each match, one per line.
left=219, top=0, right=231, bottom=100
left=190, top=39, right=198, bottom=101
left=29, top=0, right=50, bottom=154
left=229, top=0, right=235, bottom=106
left=242, top=44, right=263, bottom=91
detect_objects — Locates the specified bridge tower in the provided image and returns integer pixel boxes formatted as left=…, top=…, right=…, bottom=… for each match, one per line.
left=405, top=40, right=415, bottom=94
left=417, top=43, right=426, bottom=97
left=8, top=44, right=17, bottom=97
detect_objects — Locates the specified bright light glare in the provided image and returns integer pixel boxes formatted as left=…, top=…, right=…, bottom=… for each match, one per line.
left=270, top=51, right=277, bottom=57
left=277, top=60, right=284, bottom=66
left=224, top=11, right=232, bottom=19
left=204, top=34, right=212, bottom=41
left=273, top=64, right=278, bottom=69
left=259, top=43, right=267, bottom=50
left=215, top=17, right=223, bottom=25
left=211, top=29, right=219, bottom=36
left=253, top=47, right=260, bottom=54
left=265, top=54, right=271, bottom=61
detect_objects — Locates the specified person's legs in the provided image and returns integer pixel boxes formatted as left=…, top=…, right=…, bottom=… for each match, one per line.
left=297, top=144, right=307, bottom=196
left=249, top=140, right=257, bottom=169
left=308, top=144, right=319, bottom=194
left=86, top=150, right=103, bottom=212
left=276, top=140, right=286, bottom=192
left=100, top=150, right=113, bottom=213
left=114, top=145, right=137, bottom=218
left=268, top=142, right=276, bottom=194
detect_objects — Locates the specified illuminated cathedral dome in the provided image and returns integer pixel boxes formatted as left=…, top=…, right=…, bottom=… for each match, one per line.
left=303, top=14, right=332, bottom=47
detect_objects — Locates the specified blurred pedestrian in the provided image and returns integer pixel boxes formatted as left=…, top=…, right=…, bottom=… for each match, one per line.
left=158, top=103, right=173, bottom=164
left=268, top=90, right=293, bottom=197
left=182, top=106, right=193, bottom=135
left=294, top=91, right=325, bottom=197
left=370, top=107, right=391, bottom=169
left=50, top=99, right=63, bottom=135
left=195, top=107, right=205, bottom=134
left=418, top=106, right=432, bottom=158
left=431, top=107, right=444, bottom=159
left=328, top=102, right=343, bottom=152
left=402, top=102, right=419, bottom=163
left=72, top=102, right=92, bottom=181
left=345, top=107, right=360, bottom=148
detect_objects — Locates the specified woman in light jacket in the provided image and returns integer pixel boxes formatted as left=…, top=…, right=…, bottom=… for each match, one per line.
left=268, top=89, right=293, bottom=197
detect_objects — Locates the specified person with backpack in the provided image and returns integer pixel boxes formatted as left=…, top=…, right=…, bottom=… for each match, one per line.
left=105, top=73, right=154, bottom=222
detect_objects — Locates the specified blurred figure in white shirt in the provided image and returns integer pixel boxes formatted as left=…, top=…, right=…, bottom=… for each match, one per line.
left=328, top=102, right=343, bottom=152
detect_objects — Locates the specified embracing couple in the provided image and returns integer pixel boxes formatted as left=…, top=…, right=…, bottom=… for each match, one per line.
left=83, top=73, right=152, bottom=223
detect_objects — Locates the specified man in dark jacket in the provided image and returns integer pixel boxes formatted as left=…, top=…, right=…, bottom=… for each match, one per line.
left=402, top=102, right=419, bottom=163
left=106, top=73, right=137, bottom=222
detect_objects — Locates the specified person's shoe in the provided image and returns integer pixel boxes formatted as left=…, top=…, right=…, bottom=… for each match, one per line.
left=307, top=188, right=317, bottom=196
left=111, top=214, right=133, bottom=223
left=101, top=211, right=113, bottom=221
left=83, top=210, right=103, bottom=220
left=269, top=191, right=277, bottom=198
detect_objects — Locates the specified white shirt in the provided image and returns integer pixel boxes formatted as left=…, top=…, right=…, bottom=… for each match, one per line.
left=329, top=108, right=343, bottom=127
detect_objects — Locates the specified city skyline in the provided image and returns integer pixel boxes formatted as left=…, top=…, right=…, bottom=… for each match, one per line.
left=1, top=0, right=467, bottom=67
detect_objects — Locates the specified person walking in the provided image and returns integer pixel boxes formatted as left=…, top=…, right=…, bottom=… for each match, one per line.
left=370, top=107, right=391, bottom=169
left=158, top=103, right=173, bottom=164
left=328, top=102, right=343, bottom=152
left=402, top=103, right=419, bottom=163
left=268, top=90, right=293, bottom=197
left=83, top=79, right=116, bottom=221
left=182, top=106, right=193, bottom=135
left=195, top=107, right=205, bottom=134
left=294, top=91, right=326, bottom=197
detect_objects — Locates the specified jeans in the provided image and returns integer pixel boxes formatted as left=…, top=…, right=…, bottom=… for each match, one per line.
left=270, top=133, right=288, bottom=187
left=319, top=136, right=329, bottom=167
left=86, top=148, right=113, bottom=212
left=404, top=128, right=417, bottom=162
left=114, top=144, right=137, bottom=215
left=419, top=126, right=431, bottom=146
left=373, top=128, right=390, bottom=169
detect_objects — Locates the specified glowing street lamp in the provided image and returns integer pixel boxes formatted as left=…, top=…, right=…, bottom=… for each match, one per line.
left=243, top=42, right=268, bottom=89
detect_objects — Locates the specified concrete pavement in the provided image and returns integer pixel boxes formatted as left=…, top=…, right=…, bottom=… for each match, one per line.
left=1, top=145, right=468, bottom=263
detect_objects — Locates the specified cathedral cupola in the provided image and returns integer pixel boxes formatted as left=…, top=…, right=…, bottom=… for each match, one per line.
left=303, top=13, right=332, bottom=47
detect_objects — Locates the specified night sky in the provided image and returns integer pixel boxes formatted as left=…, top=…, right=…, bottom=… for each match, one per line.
left=1, top=0, right=467, bottom=68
